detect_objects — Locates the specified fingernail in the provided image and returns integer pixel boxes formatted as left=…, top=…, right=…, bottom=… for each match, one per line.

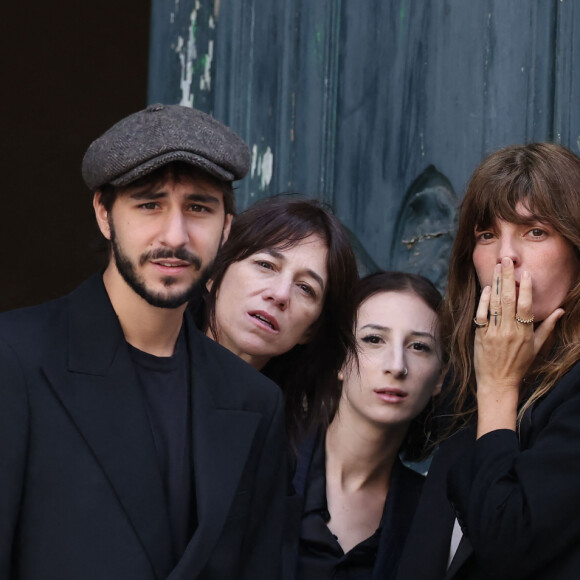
left=522, top=270, right=530, bottom=280
left=483, top=285, right=491, bottom=295
left=502, top=257, right=511, bottom=267
left=495, top=263, right=501, bottom=275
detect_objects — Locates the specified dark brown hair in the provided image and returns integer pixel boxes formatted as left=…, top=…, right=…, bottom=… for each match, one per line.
left=353, top=271, right=446, bottom=461
left=205, top=194, right=359, bottom=447
left=442, top=143, right=580, bottom=433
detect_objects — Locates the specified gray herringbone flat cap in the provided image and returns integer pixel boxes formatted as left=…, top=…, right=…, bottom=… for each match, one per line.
left=82, top=103, right=250, bottom=190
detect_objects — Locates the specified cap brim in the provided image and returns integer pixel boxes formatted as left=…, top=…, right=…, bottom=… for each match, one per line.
left=109, top=151, right=235, bottom=187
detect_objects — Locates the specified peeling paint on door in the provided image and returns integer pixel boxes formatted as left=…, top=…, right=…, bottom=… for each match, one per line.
left=173, top=2, right=215, bottom=107
left=251, top=145, right=274, bottom=191
left=175, top=7, right=197, bottom=107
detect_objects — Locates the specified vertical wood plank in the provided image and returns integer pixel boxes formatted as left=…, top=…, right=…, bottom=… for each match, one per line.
left=554, top=0, right=580, bottom=154
left=148, top=0, right=579, bottom=280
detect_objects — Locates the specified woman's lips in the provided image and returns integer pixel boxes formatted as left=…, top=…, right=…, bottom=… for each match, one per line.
left=248, top=310, right=279, bottom=332
left=374, top=388, right=408, bottom=403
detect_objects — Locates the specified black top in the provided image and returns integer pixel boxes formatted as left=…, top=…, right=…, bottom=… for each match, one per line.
left=296, top=434, right=384, bottom=580
left=396, top=361, right=580, bottom=580
left=129, top=329, right=196, bottom=563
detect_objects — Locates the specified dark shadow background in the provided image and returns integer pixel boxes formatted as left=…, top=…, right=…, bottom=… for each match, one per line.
left=1, top=1, right=151, bottom=311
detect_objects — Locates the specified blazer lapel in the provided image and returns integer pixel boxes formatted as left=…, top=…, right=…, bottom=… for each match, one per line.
left=396, top=429, right=474, bottom=580
left=42, top=274, right=174, bottom=580
left=169, top=323, right=263, bottom=579
left=444, top=428, right=477, bottom=579
left=373, top=461, right=424, bottom=580
left=446, top=534, right=473, bottom=579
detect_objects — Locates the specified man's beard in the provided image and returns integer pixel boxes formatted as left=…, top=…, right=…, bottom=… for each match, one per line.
left=109, top=223, right=212, bottom=309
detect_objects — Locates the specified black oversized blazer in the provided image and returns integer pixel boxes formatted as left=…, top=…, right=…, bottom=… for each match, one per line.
left=0, top=273, right=287, bottom=580
left=396, top=360, right=580, bottom=580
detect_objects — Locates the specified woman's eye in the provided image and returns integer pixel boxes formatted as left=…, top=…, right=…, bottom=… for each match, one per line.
left=298, top=283, right=315, bottom=297
left=361, top=335, right=382, bottom=345
left=410, top=342, right=431, bottom=353
left=476, top=231, right=494, bottom=241
left=528, top=228, right=546, bottom=238
left=256, top=260, right=274, bottom=270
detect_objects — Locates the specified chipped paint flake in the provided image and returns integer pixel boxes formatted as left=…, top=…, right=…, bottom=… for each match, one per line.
left=175, top=8, right=199, bottom=107
left=200, top=40, right=214, bottom=91
left=251, top=145, right=274, bottom=191
left=250, top=145, right=258, bottom=179
left=174, top=4, right=215, bottom=104
left=260, top=147, right=274, bottom=190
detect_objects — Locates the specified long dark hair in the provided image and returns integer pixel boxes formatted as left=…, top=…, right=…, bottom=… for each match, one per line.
left=352, top=271, right=446, bottom=461
left=205, top=194, right=359, bottom=447
left=443, top=143, right=580, bottom=433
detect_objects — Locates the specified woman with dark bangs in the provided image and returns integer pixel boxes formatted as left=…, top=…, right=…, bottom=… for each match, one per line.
left=202, top=194, right=359, bottom=450
left=287, top=271, right=445, bottom=580
left=397, top=143, right=580, bottom=580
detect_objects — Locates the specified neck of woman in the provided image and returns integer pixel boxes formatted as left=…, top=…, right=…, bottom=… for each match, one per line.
left=324, top=409, right=408, bottom=493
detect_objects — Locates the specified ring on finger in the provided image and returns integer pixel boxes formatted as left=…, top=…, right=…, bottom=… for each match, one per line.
left=473, top=317, right=488, bottom=328
left=515, top=313, right=535, bottom=325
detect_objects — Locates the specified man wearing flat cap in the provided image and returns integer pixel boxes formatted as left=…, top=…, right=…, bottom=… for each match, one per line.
left=0, top=104, right=286, bottom=579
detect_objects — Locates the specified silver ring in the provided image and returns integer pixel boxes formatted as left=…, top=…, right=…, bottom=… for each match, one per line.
left=473, top=317, right=488, bottom=328
left=515, top=313, right=535, bottom=325
left=402, top=367, right=408, bottom=376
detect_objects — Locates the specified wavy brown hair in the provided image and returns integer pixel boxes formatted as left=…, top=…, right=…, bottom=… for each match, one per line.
left=442, top=143, right=580, bottom=434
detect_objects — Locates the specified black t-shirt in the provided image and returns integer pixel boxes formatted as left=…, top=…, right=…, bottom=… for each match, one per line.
left=129, top=329, right=196, bottom=562
left=296, top=435, right=385, bottom=579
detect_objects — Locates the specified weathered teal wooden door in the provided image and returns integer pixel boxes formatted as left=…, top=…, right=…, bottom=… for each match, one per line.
left=149, top=0, right=580, bottom=289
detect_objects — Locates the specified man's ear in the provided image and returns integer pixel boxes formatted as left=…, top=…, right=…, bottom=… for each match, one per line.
left=93, top=191, right=112, bottom=240
left=221, top=213, right=233, bottom=245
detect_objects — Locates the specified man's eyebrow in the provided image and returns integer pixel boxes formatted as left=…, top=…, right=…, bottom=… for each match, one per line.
left=262, top=248, right=326, bottom=291
left=129, top=189, right=165, bottom=200
left=127, top=190, right=221, bottom=206
left=185, top=192, right=221, bottom=206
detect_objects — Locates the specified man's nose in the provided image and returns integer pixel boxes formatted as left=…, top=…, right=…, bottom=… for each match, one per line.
left=160, top=210, right=189, bottom=248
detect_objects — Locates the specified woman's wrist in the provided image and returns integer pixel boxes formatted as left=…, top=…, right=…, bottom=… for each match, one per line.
left=476, top=386, right=518, bottom=437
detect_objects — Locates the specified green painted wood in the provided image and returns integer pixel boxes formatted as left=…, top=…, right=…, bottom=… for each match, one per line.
left=148, top=0, right=580, bottom=288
